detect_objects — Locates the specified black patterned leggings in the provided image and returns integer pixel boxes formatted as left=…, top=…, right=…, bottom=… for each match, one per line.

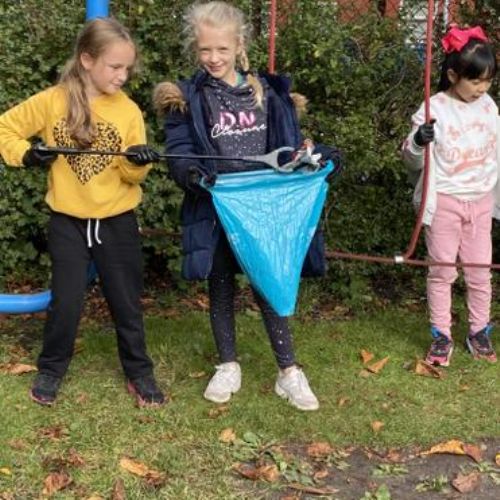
left=208, top=233, right=296, bottom=369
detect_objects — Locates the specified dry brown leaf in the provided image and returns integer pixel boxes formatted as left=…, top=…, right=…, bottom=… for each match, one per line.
left=258, top=464, right=280, bottom=482
left=76, top=392, right=89, bottom=404
left=0, top=363, right=37, bottom=375
left=86, top=496, right=105, bottom=500
left=8, top=439, right=27, bottom=450
left=306, top=442, right=333, bottom=458
left=313, top=468, right=329, bottom=480
left=188, top=371, right=206, bottom=379
left=452, top=471, right=481, bottom=493
left=111, top=478, right=126, bottom=500
left=232, top=463, right=259, bottom=480
left=385, top=449, right=402, bottom=463
left=0, top=469, right=11, bottom=476
left=366, top=357, right=389, bottom=374
left=38, top=425, right=69, bottom=441
left=219, top=428, right=236, bottom=443
left=371, top=421, right=384, bottom=433
left=232, top=463, right=279, bottom=482
left=360, top=349, right=374, bottom=364
left=495, top=452, right=500, bottom=467
left=413, top=359, right=444, bottom=379
left=119, top=457, right=165, bottom=484
left=420, top=439, right=466, bottom=456
left=463, top=443, right=482, bottom=463
left=42, top=471, right=72, bottom=497
left=208, top=405, right=230, bottom=418
left=288, top=483, right=339, bottom=495
left=337, top=397, right=349, bottom=407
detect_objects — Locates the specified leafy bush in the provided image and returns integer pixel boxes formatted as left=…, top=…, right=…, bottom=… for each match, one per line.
left=0, top=0, right=497, bottom=302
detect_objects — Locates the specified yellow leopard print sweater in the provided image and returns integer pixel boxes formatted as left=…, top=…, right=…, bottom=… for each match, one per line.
left=0, top=85, right=151, bottom=218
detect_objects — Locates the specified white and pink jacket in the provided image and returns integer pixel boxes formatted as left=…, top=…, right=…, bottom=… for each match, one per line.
left=402, top=91, right=500, bottom=225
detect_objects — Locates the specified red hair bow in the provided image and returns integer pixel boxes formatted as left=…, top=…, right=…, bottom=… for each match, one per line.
left=441, top=26, right=488, bottom=54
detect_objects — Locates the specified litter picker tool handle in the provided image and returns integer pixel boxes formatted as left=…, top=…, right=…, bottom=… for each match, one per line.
left=35, top=145, right=297, bottom=171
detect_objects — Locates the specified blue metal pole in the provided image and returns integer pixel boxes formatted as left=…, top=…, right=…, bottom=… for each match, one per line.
left=86, top=0, right=109, bottom=20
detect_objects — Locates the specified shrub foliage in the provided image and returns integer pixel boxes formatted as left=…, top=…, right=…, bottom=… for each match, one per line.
left=0, top=0, right=497, bottom=298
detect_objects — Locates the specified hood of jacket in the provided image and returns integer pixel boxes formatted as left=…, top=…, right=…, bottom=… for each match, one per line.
left=153, top=70, right=308, bottom=118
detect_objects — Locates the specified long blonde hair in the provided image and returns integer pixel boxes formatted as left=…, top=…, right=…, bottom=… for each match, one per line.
left=183, top=1, right=264, bottom=107
left=59, top=18, right=136, bottom=147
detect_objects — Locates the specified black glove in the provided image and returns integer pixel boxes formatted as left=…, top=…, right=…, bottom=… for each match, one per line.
left=186, top=166, right=216, bottom=192
left=125, top=145, right=160, bottom=166
left=22, top=142, right=58, bottom=168
left=414, top=120, right=436, bottom=147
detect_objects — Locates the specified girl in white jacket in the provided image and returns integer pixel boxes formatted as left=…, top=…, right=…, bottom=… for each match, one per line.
left=402, top=26, right=498, bottom=366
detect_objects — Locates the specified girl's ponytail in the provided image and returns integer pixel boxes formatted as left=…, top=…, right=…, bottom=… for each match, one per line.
left=239, top=50, right=264, bottom=109
left=59, top=58, right=95, bottom=148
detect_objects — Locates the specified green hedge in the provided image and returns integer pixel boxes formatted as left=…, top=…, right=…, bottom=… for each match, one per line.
left=0, top=0, right=497, bottom=300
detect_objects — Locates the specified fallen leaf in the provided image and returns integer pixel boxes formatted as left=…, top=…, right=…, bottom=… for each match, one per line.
left=463, top=443, right=482, bottom=463
left=111, top=478, right=126, bottom=500
left=366, top=357, right=389, bottom=374
left=188, top=371, right=206, bottom=379
left=313, top=468, right=329, bottom=480
left=42, top=472, right=72, bottom=497
left=359, top=369, right=372, bottom=378
left=413, top=359, right=444, bottom=379
left=208, top=405, right=230, bottom=418
left=385, top=449, right=402, bottom=463
left=8, top=439, right=26, bottom=450
left=258, top=464, right=280, bottom=482
left=371, top=421, right=384, bottom=433
left=360, top=349, right=374, bottom=364
left=76, top=393, right=89, bottom=404
left=496, top=453, right=500, bottom=467
left=452, top=471, right=481, bottom=493
left=119, top=457, right=165, bottom=484
left=232, top=463, right=259, bottom=480
left=0, top=363, right=37, bottom=375
left=420, top=439, right=466, bottom=457
left=337, top=397, right=349, bottom=407
left=0, top=469, right=11, bottom=476
left=219, top=428, right=236, bottom=443
left=232, top=463, right=279, bottom=482
left=38, top=425, right=69, bottom=441
left=288, top=483, right=339, bottom=495
left=86, top=496, right=105, bottom=500
left=307, top=442, right=333, bottom=458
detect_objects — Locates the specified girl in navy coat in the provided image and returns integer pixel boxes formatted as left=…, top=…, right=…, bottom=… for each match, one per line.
left=154, top=1, right=340, bottom=411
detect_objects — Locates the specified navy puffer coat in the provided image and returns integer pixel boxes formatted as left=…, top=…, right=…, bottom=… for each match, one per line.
left=157, top=70, right=338, bottom=280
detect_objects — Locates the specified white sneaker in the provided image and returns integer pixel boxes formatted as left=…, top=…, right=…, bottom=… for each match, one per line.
left=275, top=366, right=319, bottom=411
left=203, top=362, right=241, bottom=403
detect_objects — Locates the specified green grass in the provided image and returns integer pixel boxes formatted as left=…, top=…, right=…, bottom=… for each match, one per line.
left=0, top=304, right=498, bottom=498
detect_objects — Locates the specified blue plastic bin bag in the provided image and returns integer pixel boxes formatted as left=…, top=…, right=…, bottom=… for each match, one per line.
left=206, top=161, right=333, bottom=316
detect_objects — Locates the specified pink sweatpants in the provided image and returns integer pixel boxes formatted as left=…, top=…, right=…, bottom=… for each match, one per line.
left=425, top=192, right=493, bottom=338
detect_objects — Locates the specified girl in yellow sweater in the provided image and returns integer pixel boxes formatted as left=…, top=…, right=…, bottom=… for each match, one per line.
left=0, top=18, right=165, bottom=407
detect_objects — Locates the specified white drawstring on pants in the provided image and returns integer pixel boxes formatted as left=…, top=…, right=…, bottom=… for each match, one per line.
left=86, top=219, right=102, bottom=248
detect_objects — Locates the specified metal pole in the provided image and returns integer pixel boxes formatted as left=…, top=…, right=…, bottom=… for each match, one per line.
left=86, top=0, right=109, bottom=20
